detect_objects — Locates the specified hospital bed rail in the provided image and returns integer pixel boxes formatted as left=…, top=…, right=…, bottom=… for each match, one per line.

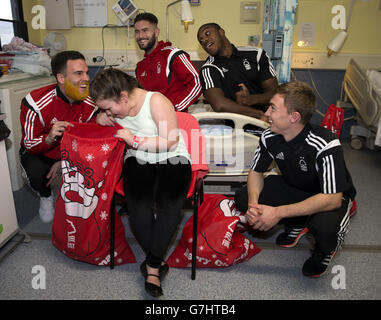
left=192, top=112, right=269, bottom=194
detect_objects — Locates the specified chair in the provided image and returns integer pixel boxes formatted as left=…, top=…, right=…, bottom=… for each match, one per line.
left=111, top=112, right=209, bottom=280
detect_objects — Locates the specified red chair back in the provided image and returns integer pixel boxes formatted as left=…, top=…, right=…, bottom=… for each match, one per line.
left=114, top=112, right=209, bottom=198
left=176, top=112, right=209, bottom=198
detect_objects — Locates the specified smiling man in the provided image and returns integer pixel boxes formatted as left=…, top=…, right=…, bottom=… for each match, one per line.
left=197, top=23, right=278, bottom=120
left=133, top=12, right=201, bottom=112
left=234, top=81, right=356, bottom=278
left=19, top=51, right=99, bottom=223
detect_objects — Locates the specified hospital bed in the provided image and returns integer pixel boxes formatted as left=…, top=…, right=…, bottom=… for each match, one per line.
left=342, top=59, right=381, bottom=149
left=192, top=112, right=269, bottom=195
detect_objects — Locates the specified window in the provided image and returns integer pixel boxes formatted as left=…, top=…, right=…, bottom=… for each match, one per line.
left=0, top=0, right=28, bottom=48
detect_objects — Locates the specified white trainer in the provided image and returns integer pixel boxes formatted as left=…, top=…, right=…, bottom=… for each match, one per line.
left=39, top=194, right=55, bottom=223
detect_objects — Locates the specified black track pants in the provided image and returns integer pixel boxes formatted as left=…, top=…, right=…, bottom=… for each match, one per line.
left=19, top=147, right=56, bottom=197
left=123, top=156, right=191, bottom=269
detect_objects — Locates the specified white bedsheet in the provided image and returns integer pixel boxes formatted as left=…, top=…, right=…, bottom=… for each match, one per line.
left=376, top=116, right=381, bottom=147
left=367, top=70, right=381, bottom=147
left=200, top=124, right=233, bottom=136
left=367, top=69, right=381, bottom=96
left=366, top=70, right=381, bottom=147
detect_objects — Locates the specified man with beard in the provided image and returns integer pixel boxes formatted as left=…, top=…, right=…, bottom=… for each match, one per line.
left=197, top=23, right=278, bottom=120
left=19, top=50, right=99, bottom=223
left=134, top=12, right=201, bottom=112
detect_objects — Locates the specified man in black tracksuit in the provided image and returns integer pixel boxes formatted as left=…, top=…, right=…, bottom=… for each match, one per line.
left=235, top=81, right=356, bottom=278
left=197, top=23, right=278, bottom=120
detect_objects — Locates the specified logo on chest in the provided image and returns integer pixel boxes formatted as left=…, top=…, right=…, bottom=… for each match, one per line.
left=243, top=58, right=251, bottom=70
left=299, top=156, right=308, bottom=172
left=157, top=62, right=161, bottom=74
left=275, top=152, right=284, bottom=160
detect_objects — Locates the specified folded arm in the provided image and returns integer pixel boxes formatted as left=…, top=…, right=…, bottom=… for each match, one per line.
left=236, top=77, right=278, bottom=107
left=204, top=87, right=267, bottom=120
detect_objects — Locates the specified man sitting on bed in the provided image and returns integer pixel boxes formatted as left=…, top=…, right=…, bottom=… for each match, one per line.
left=234, top=81, right=356, bottom=277
left=197, top=23, right=278, bottom=121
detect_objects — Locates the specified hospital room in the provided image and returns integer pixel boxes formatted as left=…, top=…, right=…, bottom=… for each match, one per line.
left=0, top=0, right=380, bottom=305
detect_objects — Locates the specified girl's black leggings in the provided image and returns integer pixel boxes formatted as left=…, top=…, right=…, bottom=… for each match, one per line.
left=123, top=156, right=191, bottom=269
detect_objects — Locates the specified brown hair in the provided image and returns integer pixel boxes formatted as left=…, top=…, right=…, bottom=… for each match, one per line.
left=51, top=50, right=85, bottom=78
left=134, top=12, right=158, bottom=26
left=90, top=68, right=138, bottom=102
left=275, top=81, right=316, bottom=124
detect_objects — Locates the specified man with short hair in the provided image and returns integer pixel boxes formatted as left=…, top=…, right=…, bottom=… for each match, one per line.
left=20, top=50, right=99, bottom=223
left=134, top=12, right=201, bottom=112
left=234, top=81, right=356, bottom=277
left=197, top=23, right=278, bottom=120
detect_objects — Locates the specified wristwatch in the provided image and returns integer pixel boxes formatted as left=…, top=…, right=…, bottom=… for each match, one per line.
left=132, top=135, right=140, bottom=149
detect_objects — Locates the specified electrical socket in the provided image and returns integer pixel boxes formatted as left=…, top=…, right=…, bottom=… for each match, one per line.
left=83, top=50, right=143, bottom=69
left=92, top=56, right=104, bottom=63
left=292, top=56, right=316, bottom=67
left=89, top=54, right=126, bottom=66
left=112, top=55, right=127, bottom=67
left=306, top=57, right=314, bottom=66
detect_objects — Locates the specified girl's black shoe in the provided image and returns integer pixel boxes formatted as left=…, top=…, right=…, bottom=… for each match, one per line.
left=159, top=262, right=169, bottom=280
left=140, top=260, right=169, bottom=280
left=145, top=274, right=163, bottom=298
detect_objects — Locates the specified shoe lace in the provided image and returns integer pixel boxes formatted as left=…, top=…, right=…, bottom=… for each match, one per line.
left=285, top=225, right=305, bottom=235
left=311, top=246, right=333, bottom=265
left=311, top=249, right=325, bottom=261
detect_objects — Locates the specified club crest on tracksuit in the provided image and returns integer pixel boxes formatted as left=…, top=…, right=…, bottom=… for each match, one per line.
left=243, top=58, right=251, bottom=70
left=299, top=156, right=308, bottom=172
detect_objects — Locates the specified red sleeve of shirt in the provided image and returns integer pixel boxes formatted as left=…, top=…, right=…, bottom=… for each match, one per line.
left=168, top=53, right=201, bottom=112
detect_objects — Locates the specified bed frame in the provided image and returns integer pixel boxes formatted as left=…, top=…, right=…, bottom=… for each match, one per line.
left=192, top=112, right=269, bottom=195
left=343, top=59, right=381, bottom=149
